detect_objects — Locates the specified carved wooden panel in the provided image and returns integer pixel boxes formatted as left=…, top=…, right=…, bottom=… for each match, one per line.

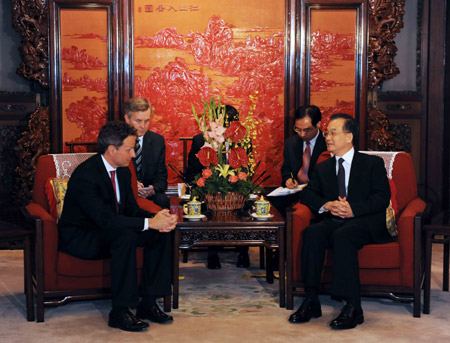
left=368, top=0, right=405, bottom=89
left=11, top=0, right=49, bottom=89
left=13, top=106, right=50, bottom=205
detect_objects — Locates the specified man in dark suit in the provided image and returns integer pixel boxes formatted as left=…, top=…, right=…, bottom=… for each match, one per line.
left=59, top=121, right=178, bottom=332
left=269, top=105, right=327, bottom=217
left=288, top=113, right=392, bottom=330
left=124, top=98, right=170, bottom=209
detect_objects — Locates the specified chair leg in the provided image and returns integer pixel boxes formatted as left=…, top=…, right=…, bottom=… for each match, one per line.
left=286, top=285, right=294, bottom=310
left=182, top=250, right=189, bottom=263
left=444, top=238, right=449, bottom=291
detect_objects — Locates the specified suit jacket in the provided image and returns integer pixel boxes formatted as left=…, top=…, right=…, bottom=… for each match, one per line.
left=59, top=154, right=153, bottom=250
left=185, top=133, right=205, bottom=183
left=136, top=130, right=168, bottom=193
left=299, top=151, right=392, bottom=243
left=280, top=132, right=327, bottom=187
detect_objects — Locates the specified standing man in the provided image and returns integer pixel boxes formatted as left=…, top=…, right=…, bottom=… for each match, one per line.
left=124, top=97, right=170, bottom=209
left=269, top=105, right=327, bottom=217
left=59, top=121, right=177, bottom=332
left=288, top=113, right=393, bottom=329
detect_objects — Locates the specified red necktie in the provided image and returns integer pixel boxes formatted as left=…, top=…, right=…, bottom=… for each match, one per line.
left=110, top=170, right=119, bottom=213
left=297, top=142, right=311, bottom=184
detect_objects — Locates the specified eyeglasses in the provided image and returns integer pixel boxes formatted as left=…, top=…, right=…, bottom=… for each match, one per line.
left=293, top=126, right=315, bottom=134
left=322, top=130, right=349, bottom=138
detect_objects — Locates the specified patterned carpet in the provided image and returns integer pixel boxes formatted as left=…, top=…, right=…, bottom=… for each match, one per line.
left=175, top=249, right=281, bottom=317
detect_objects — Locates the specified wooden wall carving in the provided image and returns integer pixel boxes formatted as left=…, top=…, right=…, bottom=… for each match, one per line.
left=11, top=0, right=49, bottom=89
left=368, top=0, right=405, bottom=89
left=13, top=106, right=50, bottom=205
left=366, top=0, right=405, bottom=151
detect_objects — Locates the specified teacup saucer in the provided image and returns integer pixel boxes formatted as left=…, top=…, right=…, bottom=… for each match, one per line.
left=251, top=213, right=274, bottom=220
left=183, top=214, right=206, bottom=221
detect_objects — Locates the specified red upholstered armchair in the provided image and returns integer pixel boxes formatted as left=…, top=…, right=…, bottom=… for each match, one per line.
left=24, top=153, right=166, bottom=322
left=286, top=152, right=429, bottom=317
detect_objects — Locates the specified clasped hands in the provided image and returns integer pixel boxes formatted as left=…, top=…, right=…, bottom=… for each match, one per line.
left=148, top=209, right=178, bottom=233
left=323, top=196, right=354, bottom=219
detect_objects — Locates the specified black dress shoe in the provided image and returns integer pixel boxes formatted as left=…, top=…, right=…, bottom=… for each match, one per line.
left=108, top=309, right=149, bottom=332
left=136, top=304, right=174, bottom=324
left=207, top=253, right=221, bottom=269
left=330, top=303, right=364, bottom=330
left=288, top=298, right=322, bottom=323
left=236, top=251, right=250, bottom=268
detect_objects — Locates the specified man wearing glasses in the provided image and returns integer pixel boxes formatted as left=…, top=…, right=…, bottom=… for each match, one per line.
left=269, top=105, right=327, bottom=217
left=288, top=113, right=392, bottom=330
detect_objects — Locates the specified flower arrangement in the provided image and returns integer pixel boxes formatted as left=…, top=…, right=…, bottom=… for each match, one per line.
left=190, top=96, right=261, bottom=208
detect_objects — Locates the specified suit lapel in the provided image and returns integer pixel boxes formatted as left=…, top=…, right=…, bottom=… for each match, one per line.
left=310, top=132, right=326, bottom=166
left=95, top=154, right=121, bottom=213
left=347, top=151, right=364, bottom=200
left=326, top=157, right=339, bottom=197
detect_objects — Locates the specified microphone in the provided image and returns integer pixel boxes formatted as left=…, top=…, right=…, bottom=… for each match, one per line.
left=236, top=174, right=271, bottom=216
left=168, top=164, right=192, bottom=186
left=252, top=170, right=266, bottom=184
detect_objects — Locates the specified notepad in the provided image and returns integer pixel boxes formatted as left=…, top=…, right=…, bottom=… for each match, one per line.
left=266, top=184, right=307, bottom=197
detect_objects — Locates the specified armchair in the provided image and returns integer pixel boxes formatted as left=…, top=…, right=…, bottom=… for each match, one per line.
left=286, top=152, right=429, bottom=317
left=24, top=153, right=167, bottom=322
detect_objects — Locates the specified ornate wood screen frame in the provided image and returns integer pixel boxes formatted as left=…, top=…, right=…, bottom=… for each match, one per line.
left=49, top=0, right=121, bottom=152
left=296, top=0, right=368, bottom=147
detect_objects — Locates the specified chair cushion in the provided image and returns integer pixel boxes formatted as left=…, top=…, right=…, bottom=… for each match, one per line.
left=44, top=177, right=69, bottom=221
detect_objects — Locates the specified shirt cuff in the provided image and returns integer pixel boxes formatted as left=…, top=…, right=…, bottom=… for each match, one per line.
left=319, top=206, right=328, bottom=214
left=143, top=218, right=149, bottom=231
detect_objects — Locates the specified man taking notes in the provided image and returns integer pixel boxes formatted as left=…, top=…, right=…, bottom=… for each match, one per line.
left=269, top=105, right=327, bottom=217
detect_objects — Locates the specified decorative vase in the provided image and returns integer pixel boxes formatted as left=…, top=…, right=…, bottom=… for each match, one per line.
left=204, top=192, right=245, bottom=211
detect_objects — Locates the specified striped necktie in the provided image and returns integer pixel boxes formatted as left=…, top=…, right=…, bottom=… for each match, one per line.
left=135, top=139, right=142, bottom=182
left=297, top=141, right=311, bottom=184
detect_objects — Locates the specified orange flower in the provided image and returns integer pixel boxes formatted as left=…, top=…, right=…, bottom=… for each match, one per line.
left=202, top=168, right=213, bottom=179
left=229, top=175, right=239, bottom=183
left=238, top=172, right=248, bottom=180
left=197, top=177, right=205, bottom=187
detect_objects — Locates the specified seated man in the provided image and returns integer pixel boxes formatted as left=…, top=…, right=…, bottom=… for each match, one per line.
left=124, top=97, right=170, bottom=209
left=185, top=105, right=250, bottom=270
left=288, top=113, right=393, bottom=330
left=58, top=121, right=178, bottom=332
left=269, top=105, right=326, bottom=217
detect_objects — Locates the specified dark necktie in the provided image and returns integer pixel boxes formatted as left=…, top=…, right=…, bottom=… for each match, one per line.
left=297, top=141, right=311, bottom=184
left=337, top=158, right=346, bottom=198
left=110, top=170, right=119, bottom=213
left=135, top=139, right=142, bottom=182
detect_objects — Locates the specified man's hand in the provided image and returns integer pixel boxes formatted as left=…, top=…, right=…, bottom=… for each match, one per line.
left=323, top=197, right=354, bottom=219
left=286, top=178, right=299, bottom=189
left=137, top=182, right=155, bottom=198
left=148, top=209, right=177, bottom=232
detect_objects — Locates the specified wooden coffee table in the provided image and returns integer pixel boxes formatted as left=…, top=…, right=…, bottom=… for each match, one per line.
left=171, top=203, right=286, bottom=310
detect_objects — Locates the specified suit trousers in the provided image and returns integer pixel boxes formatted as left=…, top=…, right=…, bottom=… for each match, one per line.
left=301, top=217, right=375, bottom=303
left=61, top=226, right=172, bottom=308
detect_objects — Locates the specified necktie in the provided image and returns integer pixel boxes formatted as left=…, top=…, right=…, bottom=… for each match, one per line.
left=135, top=139, right=142, bottom=182
left=110, top=170, right=119, bottom=213
left=337, top=158, right=346, bottom=198
left=297, top=141, right=311, bottom=184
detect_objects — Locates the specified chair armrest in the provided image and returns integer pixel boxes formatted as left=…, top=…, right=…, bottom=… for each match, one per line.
left=25, top=202, right=59, bottom=288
